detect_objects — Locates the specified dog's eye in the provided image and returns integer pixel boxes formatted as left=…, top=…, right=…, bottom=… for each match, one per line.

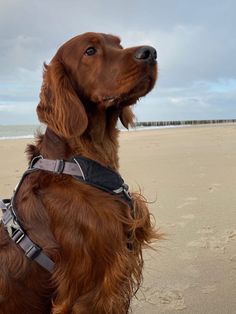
left=85, top=47, right=97, bottom=56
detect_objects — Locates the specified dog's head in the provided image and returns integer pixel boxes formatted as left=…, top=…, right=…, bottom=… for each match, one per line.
left=37, top=32, right=158, bottom=138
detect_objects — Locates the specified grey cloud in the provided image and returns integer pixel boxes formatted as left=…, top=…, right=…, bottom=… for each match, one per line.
left=0, top=0, right=235, bottom=123
left=1, top=0, right=235, bottom=75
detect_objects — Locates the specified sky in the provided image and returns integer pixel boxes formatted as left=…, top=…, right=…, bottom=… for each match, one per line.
left=0, top=0, right=236, bottom=124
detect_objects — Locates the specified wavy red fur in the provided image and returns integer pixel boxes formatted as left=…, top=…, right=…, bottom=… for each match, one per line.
left=0, top=32, right=160, bottom=313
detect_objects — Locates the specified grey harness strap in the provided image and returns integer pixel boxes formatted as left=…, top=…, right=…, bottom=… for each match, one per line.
left=0, top=199, right=54, bottom=272
left=32, top=158, right=85, bottom=177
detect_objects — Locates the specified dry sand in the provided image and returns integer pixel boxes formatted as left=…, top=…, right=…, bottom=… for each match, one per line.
left=1, top=124, right=236, bottom=313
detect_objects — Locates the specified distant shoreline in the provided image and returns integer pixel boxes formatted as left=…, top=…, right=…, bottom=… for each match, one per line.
left=0, top=119, right=235, bottom=140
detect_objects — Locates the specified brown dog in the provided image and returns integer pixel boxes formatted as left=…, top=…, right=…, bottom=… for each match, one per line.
left=0, top=32, right=160, bottom=313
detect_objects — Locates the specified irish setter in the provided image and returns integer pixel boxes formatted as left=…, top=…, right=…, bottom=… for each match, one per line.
left=0, top=32, right=160, bottom=313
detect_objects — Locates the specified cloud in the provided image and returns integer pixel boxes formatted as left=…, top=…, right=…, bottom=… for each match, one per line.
left=0, top=101, right=37, bottom=124
left=0, top=0, right=235, bottom=123
left=0, top=102, right=35, bottom=113
left=134, top=78, right=236, bottom=121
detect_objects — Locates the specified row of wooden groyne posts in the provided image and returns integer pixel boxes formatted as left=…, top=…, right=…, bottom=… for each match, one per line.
left=135, top=119, right=236, bottom=127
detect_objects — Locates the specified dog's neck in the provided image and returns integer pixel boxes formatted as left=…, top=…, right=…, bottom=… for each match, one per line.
left=39, top=107, right=121, bottom=170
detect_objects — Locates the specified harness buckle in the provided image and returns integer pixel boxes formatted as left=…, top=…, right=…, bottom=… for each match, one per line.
left=12, top=229, right=41, bottom=260
left=0, top=199, right=9, bottom=211
left=54, top=160, right=65, bottom=174
left=26, top=244, right=41, bottom=259
left=113, top=183, right=132, bottom=201
left=29, top=155, right=43, bottom=169
left=122, top=183, right=132, bottom=200
left=12, top=229, right=25, bottom=243
left=1, top=206, right=22, bottom=238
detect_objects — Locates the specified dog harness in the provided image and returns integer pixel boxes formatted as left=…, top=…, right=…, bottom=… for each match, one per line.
left=0, top=155, right=133, bottom=273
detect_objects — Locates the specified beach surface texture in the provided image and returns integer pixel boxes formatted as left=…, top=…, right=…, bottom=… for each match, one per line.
left=0, top=124, right=236, bottom=313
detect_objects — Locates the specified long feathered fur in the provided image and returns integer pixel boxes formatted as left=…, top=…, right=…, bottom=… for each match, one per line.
left=0, top=32, right=160, bottom=314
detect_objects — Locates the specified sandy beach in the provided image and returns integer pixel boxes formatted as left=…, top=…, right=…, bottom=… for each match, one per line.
left=1, top=124, right=236, bottom=313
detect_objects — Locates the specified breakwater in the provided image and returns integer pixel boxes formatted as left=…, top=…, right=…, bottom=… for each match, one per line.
left=135, top=119, right=236, bottom=127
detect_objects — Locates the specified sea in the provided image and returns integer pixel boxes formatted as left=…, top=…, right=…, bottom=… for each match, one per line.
left=0, top=125, right=43, bottom=140
left=0, top=124, right=188, bottom=140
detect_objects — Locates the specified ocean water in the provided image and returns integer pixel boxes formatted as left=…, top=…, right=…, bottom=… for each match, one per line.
left=0, top=124, right=187, bottom=140
left=0, top=125, right=42, bottom=140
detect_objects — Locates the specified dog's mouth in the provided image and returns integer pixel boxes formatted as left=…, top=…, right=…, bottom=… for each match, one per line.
left=103, top=94, right=141, bottom=106
left=102, top=74, right=156, bottom=107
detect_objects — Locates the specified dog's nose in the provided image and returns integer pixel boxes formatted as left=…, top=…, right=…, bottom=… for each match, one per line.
left=134, top=46, right=157, bottom=64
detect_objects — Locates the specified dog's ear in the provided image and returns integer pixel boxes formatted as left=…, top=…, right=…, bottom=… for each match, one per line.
left=37, top=61, right=88, bottom=138
left=119, top=107, right=135, bottom=129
